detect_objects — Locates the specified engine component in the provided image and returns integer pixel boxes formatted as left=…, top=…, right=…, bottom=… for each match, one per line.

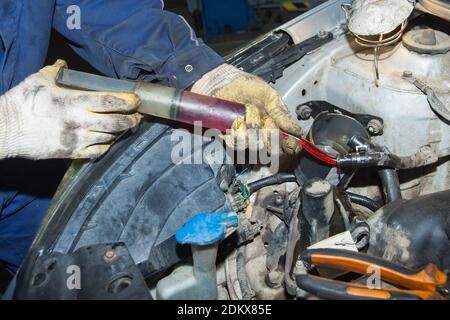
left=349, top=221, right=371, bottom=250
left=297, top=101, right=384, bottom=135
left=368, top=190, right=450, bottom=271
left=347, top=135, right=402, bottom=203
left=302, top=179, right=335, bottom=244
left=295, top=112, right=368, bottom=187
left=346, top=192, right=382, bottom=212
left=225, top=186, right=289, bottom=300
left=283, top=179, right=350, bottom=296
left=276, top=4, right=450, bottom=198
left=335, top=147, right=439, bottom=170
left=216, top=164, right=236, bottom=192
left=236, top=214, right=261, bottom=245
left=309, top=113, right=370, bottom=155
left=402, top=28, right=450, bottom=54
left=378, top=168, right=402, bottom=202
left=347, top=0, right=413, bottom=81
left=347, top=0, right=413, bottom=37
left=265, top=223, right=288, bottom=289
left=236, top=245, right=256, bottom=300
left=284, top=188, right=305, bottom=296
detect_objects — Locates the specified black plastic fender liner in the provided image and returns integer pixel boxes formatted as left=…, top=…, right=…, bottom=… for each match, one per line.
left=15, top=121, right=232, bottom=295
left=15, top=243, right=152, bottom=300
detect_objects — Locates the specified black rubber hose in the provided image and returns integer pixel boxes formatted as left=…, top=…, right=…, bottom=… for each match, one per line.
left=378, top=168, right=402, bottom=203
left=247, top=173, right=297, bottom=195
left=346, top=192, right=382, bottom=212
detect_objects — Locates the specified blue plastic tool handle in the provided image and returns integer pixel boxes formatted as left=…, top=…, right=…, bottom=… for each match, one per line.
left=176, top=210, right=238, bottom=246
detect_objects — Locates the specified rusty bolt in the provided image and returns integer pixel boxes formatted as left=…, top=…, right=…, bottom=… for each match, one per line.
left=402, top=70, right=413, bottom=79
left=104, top=250, right=116, bottom=261
left=296, top=105, right=312, bottom=120
left=318, top=30, right=328, bottom=39
left=367, top=119, right=383, bottom=136
left=275, top=195, right=283, bottom=206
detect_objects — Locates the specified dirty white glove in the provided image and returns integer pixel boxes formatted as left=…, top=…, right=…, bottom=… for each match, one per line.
left=192, top=64, right=303, bottom=155
left=348, top=0, right=414, bottom=36
left=0, top=60, right=142, bottom=160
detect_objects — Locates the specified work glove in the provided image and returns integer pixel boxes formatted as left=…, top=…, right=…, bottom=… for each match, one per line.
left=191, top=64, right=303, bottom=155
left=0, top=60, right=142, bottom=160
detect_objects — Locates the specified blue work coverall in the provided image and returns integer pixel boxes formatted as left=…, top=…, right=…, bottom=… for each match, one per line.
left=0, top=0, right=223, bottom=273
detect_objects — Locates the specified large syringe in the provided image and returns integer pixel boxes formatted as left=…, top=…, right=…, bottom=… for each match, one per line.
left=57, top=68, right=337, bottom=166
left=57, top=68, right=246, bottom=133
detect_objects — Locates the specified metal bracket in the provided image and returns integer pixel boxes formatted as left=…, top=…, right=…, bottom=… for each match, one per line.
left=297, top=100, right=384, bottom=136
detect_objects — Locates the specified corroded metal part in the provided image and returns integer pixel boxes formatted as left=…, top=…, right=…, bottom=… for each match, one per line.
left=348, top=0, right=414, bottom=36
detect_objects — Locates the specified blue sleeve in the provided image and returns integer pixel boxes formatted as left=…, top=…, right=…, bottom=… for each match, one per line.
left=52, top=0, right=224, bottom=89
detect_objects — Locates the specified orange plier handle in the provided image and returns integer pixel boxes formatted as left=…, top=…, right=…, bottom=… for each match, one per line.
left=296, top=248, right=448, bottom=300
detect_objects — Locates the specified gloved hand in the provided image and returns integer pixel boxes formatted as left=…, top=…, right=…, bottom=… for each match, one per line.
left=191, top=64, right=303, bottom=155
left=0, top=60, right=142, bottom=160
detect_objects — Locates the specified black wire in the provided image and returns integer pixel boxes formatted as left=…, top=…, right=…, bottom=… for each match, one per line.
left=246, top=173, right=297, bottom=195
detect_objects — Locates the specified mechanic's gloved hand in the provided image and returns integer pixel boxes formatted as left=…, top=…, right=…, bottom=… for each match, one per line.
left=0, top=60, right=142, bottom=160
left=191, top=64, right=303, bottom=155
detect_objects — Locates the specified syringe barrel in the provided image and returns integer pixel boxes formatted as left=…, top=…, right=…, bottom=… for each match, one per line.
left=136, top=82, right=246, bottom=132
left=57, top=69, right=246, bottom=132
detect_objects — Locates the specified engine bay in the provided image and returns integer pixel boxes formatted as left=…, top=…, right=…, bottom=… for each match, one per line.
left=12, top=0, right=450, bottom=300
left=154, top=0, right=450, bottom=300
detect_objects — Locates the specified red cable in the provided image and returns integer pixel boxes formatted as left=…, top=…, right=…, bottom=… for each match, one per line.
left=281, top=131, right=337, bottom=166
